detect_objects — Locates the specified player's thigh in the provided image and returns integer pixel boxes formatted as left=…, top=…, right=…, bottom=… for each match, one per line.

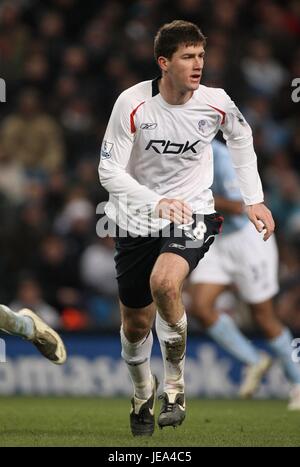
left=153, top=212, right=224, bottom=292
left=150, top=252, right=190, bottom=296
left=189, top=283, right=228, bottom=317
left=114, top=235, right=160, bottom=308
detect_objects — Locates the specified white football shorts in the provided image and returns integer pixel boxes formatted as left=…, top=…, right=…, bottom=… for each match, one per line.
left=190, top=221, right=279, bottom=304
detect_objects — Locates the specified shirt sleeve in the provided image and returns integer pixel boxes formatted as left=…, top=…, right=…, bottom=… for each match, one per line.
left=98, top=93, right=162, bottom=214
left=212, top=141, right=242, bottom=201
left=219, top=90, right=264, bottom=205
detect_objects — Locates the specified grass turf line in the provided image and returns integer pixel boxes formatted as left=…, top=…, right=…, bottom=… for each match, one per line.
left=0, top=397, right=299, bottom=447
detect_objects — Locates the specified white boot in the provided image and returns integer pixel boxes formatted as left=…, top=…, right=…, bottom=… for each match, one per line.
left=287, top=384, right=300, bottom=411
left=239, top=353, right=272, bottom=398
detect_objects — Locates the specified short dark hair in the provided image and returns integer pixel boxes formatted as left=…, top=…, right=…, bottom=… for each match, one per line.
left=154, top=20, right=206, bottom=62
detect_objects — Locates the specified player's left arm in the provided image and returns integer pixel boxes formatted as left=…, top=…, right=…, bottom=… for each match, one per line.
left=219, top=91, right=275, bottom=240
left=245, top=203, right=274, bottom=241
left=214, top=196, right=244, bottom=216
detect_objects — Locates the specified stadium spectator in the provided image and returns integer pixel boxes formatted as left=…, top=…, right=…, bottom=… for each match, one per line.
left=10, top=276, right=61, bottom=329
left=1, top=88, right=65, bottom=173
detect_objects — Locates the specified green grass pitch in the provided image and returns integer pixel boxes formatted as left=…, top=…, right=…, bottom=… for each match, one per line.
left=0, top=397, right=299, bottom=447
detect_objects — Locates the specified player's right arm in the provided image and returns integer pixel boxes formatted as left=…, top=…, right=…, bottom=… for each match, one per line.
left=99, top=93, right=162, bottom=214
left=154, top=198, right=193, bottom=224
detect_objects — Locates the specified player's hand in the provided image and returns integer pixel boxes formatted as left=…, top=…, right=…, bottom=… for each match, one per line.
left=155, top=198, right=193, bottom=224
left=245, top=203, right=275, bottom=241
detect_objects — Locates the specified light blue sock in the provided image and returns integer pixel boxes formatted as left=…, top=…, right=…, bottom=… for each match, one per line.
left=268, top=328, right=300, bottom=384
left=207, top=314, right=260, bottom=365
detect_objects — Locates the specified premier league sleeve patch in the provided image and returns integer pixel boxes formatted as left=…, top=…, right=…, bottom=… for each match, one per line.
left=101, top=140, right=114, bottom=159
left=234, top=110, right=247, bottom=125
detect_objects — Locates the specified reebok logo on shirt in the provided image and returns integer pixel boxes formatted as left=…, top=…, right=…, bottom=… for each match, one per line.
left=145, top=139, right=201, bottom=155
left=140, top=123, right=158, bottom=130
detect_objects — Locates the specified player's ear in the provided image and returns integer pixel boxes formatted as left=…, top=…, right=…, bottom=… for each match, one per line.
left=157, top=56, right=169, bottom=72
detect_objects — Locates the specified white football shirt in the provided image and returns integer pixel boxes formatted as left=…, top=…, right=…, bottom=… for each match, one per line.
left=99, top=78, right=263, bottom=235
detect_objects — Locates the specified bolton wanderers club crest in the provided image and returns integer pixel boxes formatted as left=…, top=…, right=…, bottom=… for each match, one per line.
left=198, top=119, right=208, bottom=134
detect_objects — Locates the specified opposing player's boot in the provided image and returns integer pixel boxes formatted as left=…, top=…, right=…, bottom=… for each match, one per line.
left=130, top=375, right=158, bottom=436
left=287, top=384, right=300, bottom=411
left=19, top=308, right=67, bottom=364
left=158, top=391, right=185, bottom=429
left=239, top=353, right=272, bottom=398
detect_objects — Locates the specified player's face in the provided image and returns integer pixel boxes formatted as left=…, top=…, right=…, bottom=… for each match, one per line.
left=166, top=43, right=205, bottom=92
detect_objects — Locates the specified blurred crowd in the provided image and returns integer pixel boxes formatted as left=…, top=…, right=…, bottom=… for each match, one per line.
left=0, top=0, right=299, bottom=332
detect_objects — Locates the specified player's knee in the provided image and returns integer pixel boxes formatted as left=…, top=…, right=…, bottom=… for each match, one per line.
left=122, top=313, right=152, bottom=342
left=150, top=274, right=179, bottom=307
left=123, top=321, right=151, bottom=342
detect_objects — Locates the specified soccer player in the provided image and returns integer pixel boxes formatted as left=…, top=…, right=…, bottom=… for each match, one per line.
left=189, top=140, right=300, bottom=410
left=98, top=20, right=275, bottom=436
left=0, top=305, right=67, bottom=364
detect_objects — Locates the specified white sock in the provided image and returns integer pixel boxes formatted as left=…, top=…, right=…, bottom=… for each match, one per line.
left=120, top=326, right=153, bottom=400
left=155, top=311, right=187, bottom=393
left=0, top=305, right=34, bottom=339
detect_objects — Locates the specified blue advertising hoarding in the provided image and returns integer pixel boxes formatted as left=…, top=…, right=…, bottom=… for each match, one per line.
left=0, top=334, right=291, bottom=398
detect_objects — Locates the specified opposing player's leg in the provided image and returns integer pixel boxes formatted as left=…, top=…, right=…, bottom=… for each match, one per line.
left=120, top=300, right=158, bottom=436
left=0, top=305, right=66, bottom=364
left=232, top=225, right=300, bottom=406
left=189, top=282, right=271, bottom=398
left=189, top=283, right=263, bottom=365
left=150, top=252, right=188, bottom=429
left=189, top=226, right=273, bottom=397
left=250, top=299, right=300, bottom=410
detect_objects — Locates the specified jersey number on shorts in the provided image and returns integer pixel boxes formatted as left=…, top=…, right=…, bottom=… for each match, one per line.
left=192, top=221, right=207, bottom=240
